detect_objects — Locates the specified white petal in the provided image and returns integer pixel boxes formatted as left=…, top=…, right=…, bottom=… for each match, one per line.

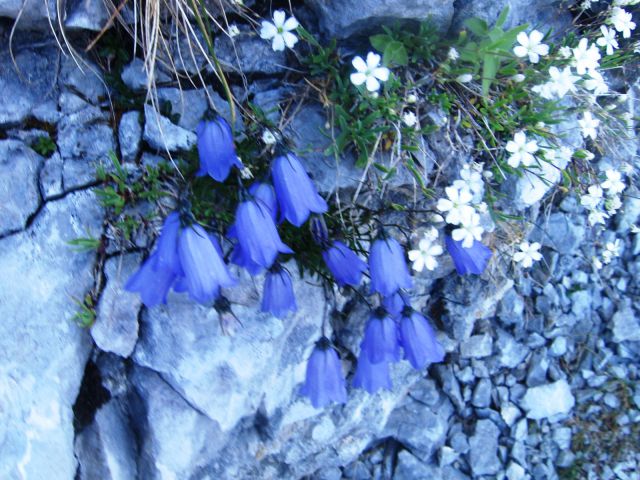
left=408, top=250, right=421, bottom=261
left=271, top=34, right=285, bottom=52
left=272, top=10, right=286, bottom=28
left=530, top=30, right=544, bottom=43
left=350, top=72, right=366, bottom=86
left=528, top=52, right=540, bottom=63
left=451, top=229, right=465, bottom=242
left=412, top=257, right=425, bottom=272
left=260, top=21, right=277, bottom=39
left=516, top=31, right=529, bottom=46
left=282, top=31, right=298, bottom=49
left=352, top=56, right=367, bottom=72
left=437, top=199, right=453, bottom=212
left=365, top=76, right=380, bottom=92
left=425, top=257, right=438, bottom=271
left=366, top=52, right=381, bottom=69
left=373, top=67, right=390, bottom=81
left=462, top=235, right=474, bottom=248
left=283, top=16, right=299, bottom=31
left=513, top=45, right=528, bottom=58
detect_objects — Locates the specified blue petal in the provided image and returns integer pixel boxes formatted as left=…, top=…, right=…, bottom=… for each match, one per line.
left=445, top=236, right=492, bottom=275
left=272, top=153, right=328, bottom=227
left=322, top=240, right=367, bottom=287
left=197, top=117, right=243, bottom=182
left=361, top=312, right=401, bottom=364
left=352, top=353, right=392, bottom=393
left=399, top=311, right=445, bottom=370
left=155, top=212, right=181, bottom=273
left=249, top=182, right=278, bottom=221
left=300, top=341, right=347, bottom=408
left=369, top=237, right=412, bottom=296
left=125, top=253, right=176, bottom=307
left=261, top=268, right=297, bottom=318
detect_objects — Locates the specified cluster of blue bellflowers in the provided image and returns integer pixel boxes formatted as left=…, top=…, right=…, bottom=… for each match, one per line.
left=126, top=114, right=492, bottom=409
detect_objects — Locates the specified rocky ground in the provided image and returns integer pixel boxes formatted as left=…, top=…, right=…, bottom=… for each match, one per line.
left=0, top=0, right=639, bottom=479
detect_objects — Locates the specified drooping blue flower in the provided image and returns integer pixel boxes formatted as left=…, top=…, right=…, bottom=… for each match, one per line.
left=445, top=236, right=492, bottom=275
left=125, top=252, right=177, bottom=307
left=352, top=353, right=393, bottom=393
left=261, top=264, right=297, bottom=318
left=154, top=211, right=181, bottom=272
left=369, top=236, right=412, bottom=296
left=232, top=199, right=293, bottom=269
left=249, top=181, right=277, bottom=221
left=361, top=308, right=401, bottom=364
left=272, top=152, right=328, bottom=227
left=196, top=116, right=243, bottom=182
left=300, top=337, right=348, bottom=408
left=178, top=225, right=236, bottom=303
left=230, top=243, right=265, bottom=276
left=382, top=290, right=411, bottom=317
left=322, top=240, right=367, bottom=287
left=399, top=307, right=445, bottom=370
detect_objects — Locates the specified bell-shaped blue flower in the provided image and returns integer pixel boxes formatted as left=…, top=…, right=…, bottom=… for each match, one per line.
left=261, top=264, right=297, bottom=318
left=249, top=181, right=277, bottom=221
left=369, top=236, right=412, bottom=296
left=322, top=240, right=367, bottom=287
left=178, top=225, right=236, bottom=303
left=399, top=308, right=445, bottom=370
left=382, top=290, right=411, bottom=317
left=230, top=244, right=265, bottom=276
left=154, top=211, right=181, bottom=272
left=361, top=308, right=401, bottom=364
left=196, top=116, right=243, bottom=182
left=272, top=153, right=328, bottom=227
left=125, top=252, right=177, bottom=307
left=232, top=199, right=293, bottom=269
left=445, top=236, right=492, bottom=275
left=300, top=337, right=348, bottom=408
left=352, top=353, right=392, bottom=393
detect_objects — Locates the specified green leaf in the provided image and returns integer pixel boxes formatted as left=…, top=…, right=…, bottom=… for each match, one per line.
left=370, top=34, right=392, bottom=53
left=464, top=17, right=488, bottom=36
left=495, top=6, right=510, bottom=29
left=482, top=53, right=499, bottom=97
left=383, top=41, right=408, bottom=66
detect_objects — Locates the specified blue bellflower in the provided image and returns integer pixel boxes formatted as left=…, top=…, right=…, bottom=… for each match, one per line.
left=399, top=307, right=445, bottom=370
left=300, top=337, right=348, bottom=408
left=445, top=236, right=492, bottom=275
left=196, top=116, right=243, bottom=182
left=272, top=153, right=328, bottom=227
left=322, top=240, right=367, bottom=287
left=232, top=199, right=293, bottom=269
left=125, top=252, right=176, bottom=307
left=352, top=352, right=393, bottom=393
left=361, top=309, right=401, bottom=364
left=261, top=264, right=297, bottom=318
left=154, top=211, right=181, bottom=272
left=369, top=236, right=412, bottom=296
left=382, top=290, right=411, bottom=317
left=249, top=182, right=278, bottom=221
left=178, top=225, right=236, bottom=303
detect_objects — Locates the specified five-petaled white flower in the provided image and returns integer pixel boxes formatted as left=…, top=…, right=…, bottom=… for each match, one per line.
left=436, top=186, right=475, bottom=225
left=453, top=165, right=484, bottom=201
left=513, top=241, right=542, bottom=268
left=610, top=7, right=636, bottom=38
left=581, top=184, right=604, bottom=209
left=408, top=232, right=444, bottom=272
left=402, top=111, right=418, bottom=128
left=513, top=30, right=549, bottom=63
left=572, top=38, right=601, bottom=75
left=350, top=52, right=390, bottom=92
left=588, top=210, right=609, bottom=226
left=548, top=66, right=579, bottom=98
left=260, top=10, right=299, bottom=51
left=261, top=129, right=278, bottom=145
left=578, top=111, right=600, bottom=140
left=506, top=131, right=539, bottom=168
left=448, top=47, right=460, bottom=61
left=228, top=24, right=240, bottom=38
left=452, top=210, right=484, bottom=248
left=601, top=169, right=626, bottom=194
left=583, top=70, right=608, bottom=96
left=597, top=25, right=619, bottom=55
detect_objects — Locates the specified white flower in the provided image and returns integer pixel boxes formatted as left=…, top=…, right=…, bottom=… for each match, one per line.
left=583, top=150, right=595, bottom=161
left=513, top=30, right=549, bottom=63
left=532, top=82, right=556, bottom=100
left=506, top=131, right=539, bottom=168
left=606, top=239, right=623, bottom=258
left=424, top=226, right=439, bottom=241
left=456, top=73, right=473, bottom=83
left=548, top=66, right=579, bottom=98
left=436, top=186, right=474, bottom=225
left=406, top=94, right=417, bottom=104
left=597, top=25, right=619, bottom=55
left=583, top=70, right=608, bottom=95
left=448, top=47, right=460, bottom=61
left=581, top=184, right=604, bottom=209
left=610, top=7, right=636, bottom=38
left=630, top=224, right=640, bottom=234
left=588, top=209, right=609, bottom=225
left=578, top=111, right=600, bottom=140
left=513, top=241, right=542, bottom=268
left=350, top=52, right=390, bottom=92
left=452, top=210, right=483, bottom=248
left=261, top=129, right=278, bottom=145
left=572, top=38, right=601, bottom=75
left=601, top=169, right=626, bottom=194
left=605, top=195, right=623, bottom=213
left=239, top=165, right=253, bottom=179
left=559, top=46, right=573, bottom=58
left=402, top=111, right=418, bottom=128
left=453, top=164, right=484, bottom=200
left=228, top=24, right=240, bottom=38
left=408, top=233, right=444, bottom=272
left=476, top=202, right=488, bottom=213
left=260, top=10, right=299, bottom=51
left=511, top=74, right=526, bottom=82
left=593, top=256, right=603, bottom=270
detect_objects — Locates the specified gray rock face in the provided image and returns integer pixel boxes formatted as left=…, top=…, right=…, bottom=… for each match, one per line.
left=0, top=42, right=59, bottom=125
left=60, top=56, right=107, bottom=104
left=521, top=380, right=575, bottom=420
left=121, top=58, right=171, bottom=91
left=64, top=0, right=110, bottom=31
left=118, top=111, right=142, bottom=163
left=92, top=254, right=142, bottom=358
left=0, top=140, right=43, bottom=236
left=0, top=0, right=57, bottom=29
left=0, top=190, right=102, bottom=479
left=215, top=32, right=287, bottom=75
left=74, top=400, right=138, bottom=480
left=538, top=213, right=586, bottom=255
left=612, top=304, right=640, bottom=343
left=468, top=419, right=501, bottom=476
left=307, top=0, right=455, bottom=39
left=40, top=152, right=65, bottom=199
left=143, top=104, right=197, bottom=152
